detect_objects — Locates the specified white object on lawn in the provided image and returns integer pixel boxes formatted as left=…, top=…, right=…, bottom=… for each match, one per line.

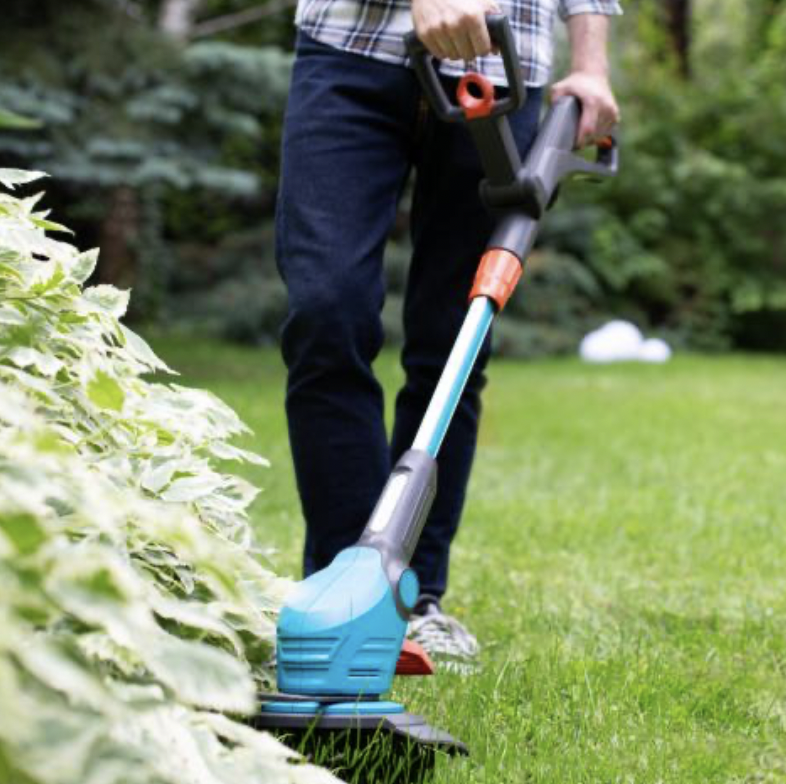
left=639, top=338, right=672, bottom=363
left=579, top=320, right=644, bottom=363
left=579, top=320, right=672, bottom=364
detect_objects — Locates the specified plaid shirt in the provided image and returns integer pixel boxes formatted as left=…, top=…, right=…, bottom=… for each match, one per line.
left=295, top=0, right=622, bottom=86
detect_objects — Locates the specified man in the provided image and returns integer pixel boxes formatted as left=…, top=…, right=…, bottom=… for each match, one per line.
left=276, top=0, right=620, bottom=668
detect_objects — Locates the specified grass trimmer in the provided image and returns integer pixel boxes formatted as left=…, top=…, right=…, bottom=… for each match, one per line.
left=255, top=14, right=617, bottom=781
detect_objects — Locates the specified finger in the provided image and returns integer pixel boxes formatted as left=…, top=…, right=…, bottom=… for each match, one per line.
left=423, top=31, right=449, bottom=60
left=467, top=14, right=492, bottom=57
left=603, top=102, right=621, bottom=132
left=596, top=107, right=618, bottom=137
left=577, top=103, right=599, bottom=148
left=453, top=27, right=477, bottom=61
left=441, top=33, right=462, bottom=61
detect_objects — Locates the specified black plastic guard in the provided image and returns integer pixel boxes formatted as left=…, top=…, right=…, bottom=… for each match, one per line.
left=253, top=709, right=468, bottom=755
left=253, top=708, right=468, bottom=784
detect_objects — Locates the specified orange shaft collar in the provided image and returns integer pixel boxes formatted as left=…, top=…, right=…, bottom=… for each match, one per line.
left=469, top=249, right=522, bottom=311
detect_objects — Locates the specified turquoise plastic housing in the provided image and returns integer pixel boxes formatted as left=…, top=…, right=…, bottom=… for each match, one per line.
left=277, top=547, right=411, bottom=697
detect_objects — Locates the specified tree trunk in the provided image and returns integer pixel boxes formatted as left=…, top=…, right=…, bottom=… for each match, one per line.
left=99, top=186, right=140, bottom=289
left=158, top=0, right=202, bottom=39
left=663, top=0, right=691, bottom=78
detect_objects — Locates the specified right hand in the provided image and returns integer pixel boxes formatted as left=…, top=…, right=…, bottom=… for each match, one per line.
left=412, top=0, right=501, bottom=62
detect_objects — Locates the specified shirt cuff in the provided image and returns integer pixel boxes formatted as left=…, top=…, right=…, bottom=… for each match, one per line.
left=558, top=1, right=623, bottom=22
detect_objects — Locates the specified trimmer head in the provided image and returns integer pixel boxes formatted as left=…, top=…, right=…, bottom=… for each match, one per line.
left=255, top=695, right=467, bottom=784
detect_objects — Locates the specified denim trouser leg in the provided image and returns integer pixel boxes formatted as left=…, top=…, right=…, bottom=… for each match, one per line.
left=276, top=33, right=542, bottom=597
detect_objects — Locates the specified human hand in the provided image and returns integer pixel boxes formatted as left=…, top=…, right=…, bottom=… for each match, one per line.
left=551, top=71, right=620, bottom=148
left=411, top=0, right=501, bottom=62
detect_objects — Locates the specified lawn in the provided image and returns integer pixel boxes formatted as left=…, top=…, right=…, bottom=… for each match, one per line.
left=152, top=335, right=786, bottom=783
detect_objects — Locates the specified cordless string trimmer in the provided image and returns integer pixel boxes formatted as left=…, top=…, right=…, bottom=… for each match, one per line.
left=256, top=13, right=617, bottom=775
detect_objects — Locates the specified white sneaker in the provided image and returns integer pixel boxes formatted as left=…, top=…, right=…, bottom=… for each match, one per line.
left=407, top=597, right=479, bottom=674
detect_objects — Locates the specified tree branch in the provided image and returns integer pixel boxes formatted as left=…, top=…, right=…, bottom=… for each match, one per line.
left=191, top=0, right=297, bottom=39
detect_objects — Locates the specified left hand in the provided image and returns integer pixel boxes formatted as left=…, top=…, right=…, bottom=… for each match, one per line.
left=551, top=72, right=619, bottom=148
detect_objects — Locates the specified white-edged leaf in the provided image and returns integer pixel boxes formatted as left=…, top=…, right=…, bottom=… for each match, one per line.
left=144, top=633, right=255, bottom=713
left=140, top=460, right=179, bottom=494
left=120, top=324, right=174, bottom=374
left=6, top=346, right=64, bottom=377
left=0, top=168, right=48, bottom=189
left=69, top=248, right=99, bottom=283
left=149, top=594, right=243, bottom=654
left=160, top=474, right=225, bottom=503
left=207, top=441, right=270, bottom=466
left=81, top=284, right=130, bottom=318
left=0, top=303, right=25, bottom=326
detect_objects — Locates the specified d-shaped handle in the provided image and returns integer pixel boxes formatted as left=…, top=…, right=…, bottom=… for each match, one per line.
left=404, top=14, right=525, bottom=123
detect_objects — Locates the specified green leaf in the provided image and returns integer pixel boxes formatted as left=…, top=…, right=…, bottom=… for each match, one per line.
left=0, top=513, right=46, bottom=555
left=0, top=108, right=42, bottom=130
left=86, top=369, right=125, bottom=411
left=31, top=216, right=73, bottom=234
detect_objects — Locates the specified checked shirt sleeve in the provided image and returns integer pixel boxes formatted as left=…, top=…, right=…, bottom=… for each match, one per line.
left=557, top=0, right=623, bottom=22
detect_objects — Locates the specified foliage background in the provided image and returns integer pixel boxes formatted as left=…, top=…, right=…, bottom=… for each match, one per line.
left=1, top=0, right=785, bottom=356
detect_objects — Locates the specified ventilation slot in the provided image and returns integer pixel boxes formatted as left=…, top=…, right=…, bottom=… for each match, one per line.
left=349, top=667, right=381, bottom=679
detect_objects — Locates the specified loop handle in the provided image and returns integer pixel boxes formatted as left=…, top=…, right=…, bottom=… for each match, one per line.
left=404, top=15, right=525, bottom=123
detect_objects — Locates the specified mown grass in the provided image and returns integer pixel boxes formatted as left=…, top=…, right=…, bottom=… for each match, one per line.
left=152, top=335, right=786, bottom=783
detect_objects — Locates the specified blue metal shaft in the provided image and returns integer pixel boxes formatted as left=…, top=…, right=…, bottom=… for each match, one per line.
left=412, top=296, right=495, bottom=458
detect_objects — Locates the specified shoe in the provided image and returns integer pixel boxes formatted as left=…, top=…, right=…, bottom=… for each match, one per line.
left=406, top=595, right=479, bottom=674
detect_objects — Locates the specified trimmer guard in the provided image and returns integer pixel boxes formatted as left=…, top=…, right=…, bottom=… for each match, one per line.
left=255, top=705, right=467, bottom=754
left=255, top=699, right=467, bottom=784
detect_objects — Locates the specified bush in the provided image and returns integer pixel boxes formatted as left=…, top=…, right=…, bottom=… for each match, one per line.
left=566, top=1, right=786, bottom=350
left=0, top=168, right=336, bottom=784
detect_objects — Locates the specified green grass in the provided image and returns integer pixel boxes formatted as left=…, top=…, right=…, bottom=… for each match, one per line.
left=151, top=335, right=786, bottom=783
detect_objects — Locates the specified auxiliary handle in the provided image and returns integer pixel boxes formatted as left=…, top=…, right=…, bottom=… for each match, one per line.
left=404, top=14, right=525, bottom=122
left=527, top=95, right=618, bottom=193
left=482, top=95, right=618, bottom=216
left=483, top=95, right=618, bottom=259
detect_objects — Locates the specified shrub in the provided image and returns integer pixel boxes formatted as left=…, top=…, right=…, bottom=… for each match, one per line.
left=0, top=168, right=336, bottom=784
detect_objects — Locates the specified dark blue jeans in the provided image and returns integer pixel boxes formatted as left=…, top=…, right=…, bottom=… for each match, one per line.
left=276, top=32, right=542, bottom=599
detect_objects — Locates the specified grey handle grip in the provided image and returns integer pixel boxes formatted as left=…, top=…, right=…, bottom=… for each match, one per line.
left=528, top=96, right=619, bottom=190
left=479, top=95, right=619, bottom=216
left=404, top=15, right=525, bottom=123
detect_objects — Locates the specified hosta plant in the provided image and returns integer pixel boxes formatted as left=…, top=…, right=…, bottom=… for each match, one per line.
left=0, top=169, right=336, bottom=784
